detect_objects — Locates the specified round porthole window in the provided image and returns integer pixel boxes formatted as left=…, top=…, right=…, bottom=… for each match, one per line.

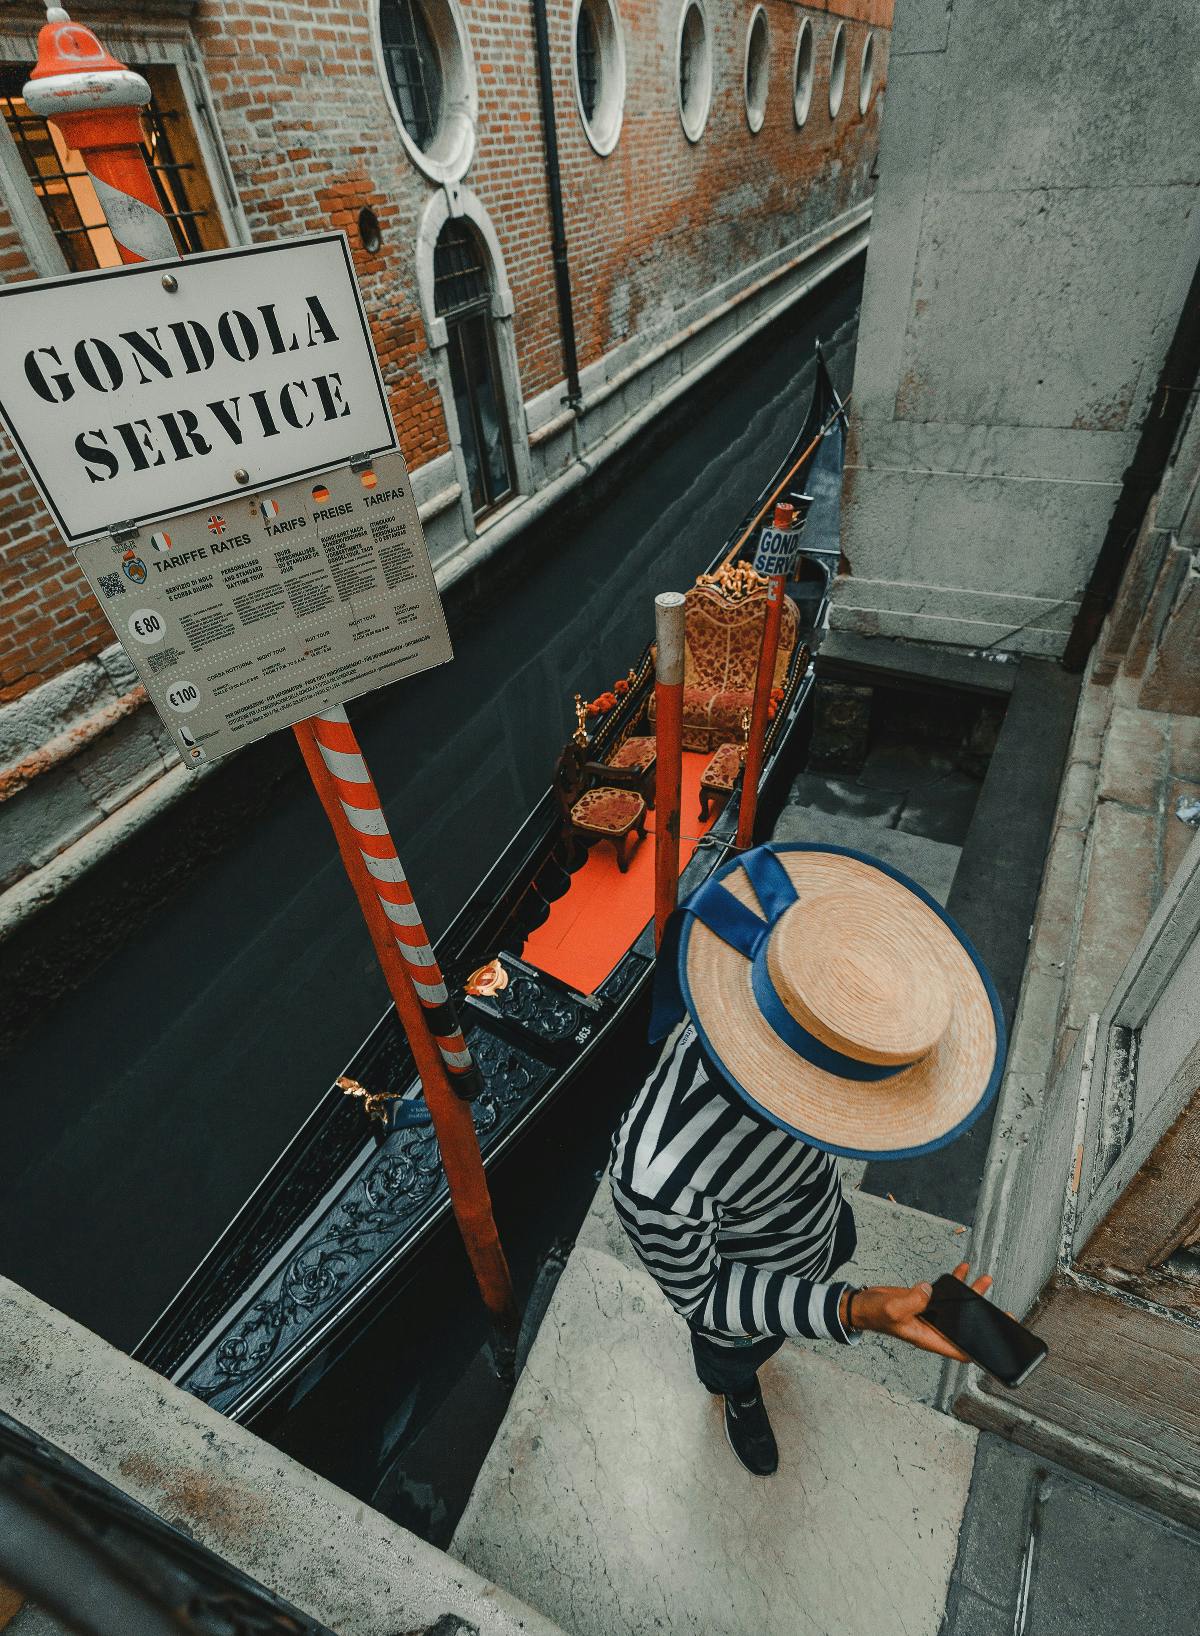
left=375, top=0, right=477, bottom=185
left=793, top=17, right=814, bottom=127
left=859, top=31, right=876, bottom=114
left=572, top=0, right=626, bottom=157
left=744, top=5, right=770, bottom=134
left=828, top=22, right=846, bottom=119
left=677, top=0, right=712, bottom=143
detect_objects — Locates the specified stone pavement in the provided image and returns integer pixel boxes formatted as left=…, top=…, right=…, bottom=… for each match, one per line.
left=454, top=1197, right=978, bottom=1636
left=451, top=704, right=1200, bottom=1636
left=454, top=1178, right=1200, bottom=1636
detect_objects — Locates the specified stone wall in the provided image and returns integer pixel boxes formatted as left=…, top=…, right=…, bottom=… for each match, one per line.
left=957, top=388, right=1200, bottom=1329
left=835, top=0, right=1200, bottom=656
left=0, top=1274, right=566, bottom=1635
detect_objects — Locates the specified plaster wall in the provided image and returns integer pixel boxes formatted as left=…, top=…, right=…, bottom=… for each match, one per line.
left=835, top=0, right=1200, bottom=655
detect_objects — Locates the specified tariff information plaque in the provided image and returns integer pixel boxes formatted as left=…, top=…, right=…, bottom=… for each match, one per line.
left=75, top=450, right=451, bottom=767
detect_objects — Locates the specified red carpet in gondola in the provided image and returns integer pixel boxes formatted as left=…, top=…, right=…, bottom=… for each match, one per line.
left=523, top=750, right=720, bottom=995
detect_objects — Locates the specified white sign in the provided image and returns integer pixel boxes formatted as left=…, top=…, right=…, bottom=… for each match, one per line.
left=0, top=232, right=397, bottom=544
left=74, top=450, right=451, bottom=767
left=753, top=525, right=802, bottom=578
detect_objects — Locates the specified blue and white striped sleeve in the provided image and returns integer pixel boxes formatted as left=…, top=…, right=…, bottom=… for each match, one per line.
left=610, top=1180, right=861, bottom=1345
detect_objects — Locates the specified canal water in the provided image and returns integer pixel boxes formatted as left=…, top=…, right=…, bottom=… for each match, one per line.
left=0, top=265, right=863, bottom=1472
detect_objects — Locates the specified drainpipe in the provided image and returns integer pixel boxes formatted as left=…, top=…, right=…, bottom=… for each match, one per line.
left=1063, top=253, right=1200, bottom=672
left=530, top=0, right=583, bottom=411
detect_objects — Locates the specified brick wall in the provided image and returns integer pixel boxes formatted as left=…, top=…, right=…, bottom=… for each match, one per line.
left=0, top=0, right=889, bottom=707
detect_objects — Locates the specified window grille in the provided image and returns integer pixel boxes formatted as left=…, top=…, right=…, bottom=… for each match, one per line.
left=0, top=63, right=219, bottom=270
left=432, top=219, right=514, bottom=517
left=433, top=219, right=490, bottom=317
left=575, top=4, right=600, bottom=121
left=379, top=0, right=444, bottom=150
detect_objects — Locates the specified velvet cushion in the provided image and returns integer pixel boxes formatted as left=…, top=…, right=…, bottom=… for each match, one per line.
left=608, top=736, right=656, bottom=772
left=571, top=787, right=645, bottom=835
left=701, top=741, right=746, bottom=791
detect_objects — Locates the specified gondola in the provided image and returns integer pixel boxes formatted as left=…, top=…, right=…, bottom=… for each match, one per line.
left=133, top=349, right=849, bottom=1422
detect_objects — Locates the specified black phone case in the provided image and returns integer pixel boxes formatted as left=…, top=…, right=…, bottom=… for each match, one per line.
left=923, top=1275, right=1048, bottom=1386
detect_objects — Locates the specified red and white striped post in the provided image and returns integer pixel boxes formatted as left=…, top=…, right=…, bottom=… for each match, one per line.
left=23, top=7, right=517, bottom=1336
left=736, top=501, right=796, bottom=850
left=653, top=592, right=686, bottom=948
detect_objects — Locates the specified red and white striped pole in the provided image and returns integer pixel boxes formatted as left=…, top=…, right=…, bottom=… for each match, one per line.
left=292, top=718, right=516, bottom=1336
left=653, top=592, right=686, bottom=948
left=24, top=7, right=515, bottom=1334
left=298, top=707, right=477, bottom=1093
left=736, top=501, right=796, bottom=850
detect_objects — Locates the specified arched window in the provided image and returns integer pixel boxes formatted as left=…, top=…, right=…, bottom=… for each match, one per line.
left=380, top=0, right=442, bottom=149
left=677, top=0, right=712, bottom=142
left=571, top=0, right=625, bottom=155
left=793, top=18, right=814, bottom=127
left=859, top=31, right=876, bottom=114
left=375, top=0, right=477, bottom=184
left=744, top=7, right=770, bottom=134
left=829, top=23, right=847, bottom=119
left=434, top=220, right=516, bottom=517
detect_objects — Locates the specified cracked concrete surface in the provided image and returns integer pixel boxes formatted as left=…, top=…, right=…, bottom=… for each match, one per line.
left=577, top=1176, right=970, bottom=1406
left=452, top=1247, right=976, bottom=1636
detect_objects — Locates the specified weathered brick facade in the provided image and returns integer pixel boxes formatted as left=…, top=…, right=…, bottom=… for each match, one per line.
left=0, top=0, right=888, bottom=708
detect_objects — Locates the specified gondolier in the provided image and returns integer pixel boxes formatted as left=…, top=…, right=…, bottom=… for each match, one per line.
left=611, top=840, right=1006, bottom=1476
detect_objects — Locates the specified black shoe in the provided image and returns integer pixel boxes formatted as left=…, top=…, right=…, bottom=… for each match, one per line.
left=723, top=1386, right=778, bottom=1476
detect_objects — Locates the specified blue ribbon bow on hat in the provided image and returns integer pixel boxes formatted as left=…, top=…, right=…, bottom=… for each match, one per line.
left=650, top=843, right=920, bottom=1083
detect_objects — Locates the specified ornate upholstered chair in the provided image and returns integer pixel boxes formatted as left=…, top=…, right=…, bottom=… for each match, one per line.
left=603, top=735, right=657, bottom=806
left=553, top=741, right=648, bottom=872
left=648, top=565, right=800, bottom=752
left=699, top=740, right=746, bottom=820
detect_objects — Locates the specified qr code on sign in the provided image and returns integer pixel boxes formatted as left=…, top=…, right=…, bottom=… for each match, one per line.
left=98, top=571, right=125, bottom=599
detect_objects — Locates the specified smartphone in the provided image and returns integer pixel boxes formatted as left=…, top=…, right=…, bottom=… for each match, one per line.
left=922, top=1274, right=1049, bottom=1387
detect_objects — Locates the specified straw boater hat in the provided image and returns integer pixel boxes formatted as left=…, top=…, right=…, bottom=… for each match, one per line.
left=650, top=842, right=1005, bottom=1160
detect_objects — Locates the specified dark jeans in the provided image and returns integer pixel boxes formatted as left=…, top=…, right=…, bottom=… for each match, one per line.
left=690, top=1198, right=858, bottom=1396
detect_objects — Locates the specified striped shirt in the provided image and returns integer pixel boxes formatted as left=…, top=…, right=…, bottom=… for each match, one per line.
left=610, top=1025, right=859, bottom=1348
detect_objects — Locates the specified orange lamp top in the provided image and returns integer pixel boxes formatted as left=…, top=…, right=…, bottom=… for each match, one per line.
left=28, top=14, right=131, bottom=83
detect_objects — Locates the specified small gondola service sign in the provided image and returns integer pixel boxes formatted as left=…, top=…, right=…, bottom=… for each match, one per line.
left=0, top=233, right=454, bottom=767
left=0, top=232, right=397, bottom=543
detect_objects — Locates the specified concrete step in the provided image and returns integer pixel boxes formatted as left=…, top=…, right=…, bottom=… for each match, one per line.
left=452, top=1244, right=976, bottom=1636
left=771, top=803, right=961, bottom=904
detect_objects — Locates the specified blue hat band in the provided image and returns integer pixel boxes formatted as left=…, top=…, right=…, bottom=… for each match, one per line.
left=748, top=941, right=914, bottom=1083
left=650, top=843, right=916, bottom=1081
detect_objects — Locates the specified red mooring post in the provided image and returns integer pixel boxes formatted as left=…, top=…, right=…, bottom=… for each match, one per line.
left=654, top=592, right=686, bottom=948
left=24, top=7, right=518, bottom=1339
left=736, top=502, right=796, bottom=850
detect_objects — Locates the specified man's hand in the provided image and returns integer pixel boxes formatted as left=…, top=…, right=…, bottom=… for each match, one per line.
left=843, top=1263, right=993, bottom=1361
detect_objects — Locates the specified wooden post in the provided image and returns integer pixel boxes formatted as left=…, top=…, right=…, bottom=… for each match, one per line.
left=736, top=502, right=796, bottom=850
left=294, top=719, right=517, bottom=1337
left=24, top=6, right=517, bottom=1339
left=654, top=592, right=686, bottom=948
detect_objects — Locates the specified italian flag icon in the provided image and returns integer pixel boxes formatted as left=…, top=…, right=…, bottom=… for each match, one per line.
left=150, top=531, right=172, bottom=552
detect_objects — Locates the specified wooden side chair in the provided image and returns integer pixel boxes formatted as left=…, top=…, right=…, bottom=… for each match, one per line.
left=603, top=734, right=657, bottom=806
left=553, top=741, right=648, bottom=873
left=699, top=740, right=746, bottom=821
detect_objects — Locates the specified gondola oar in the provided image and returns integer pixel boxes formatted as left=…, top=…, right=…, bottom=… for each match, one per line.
left=653, top=593, right=686, bottom=947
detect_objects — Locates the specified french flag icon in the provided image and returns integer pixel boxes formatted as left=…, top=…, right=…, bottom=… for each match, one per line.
left=259, top=499, right=280, bottom=523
